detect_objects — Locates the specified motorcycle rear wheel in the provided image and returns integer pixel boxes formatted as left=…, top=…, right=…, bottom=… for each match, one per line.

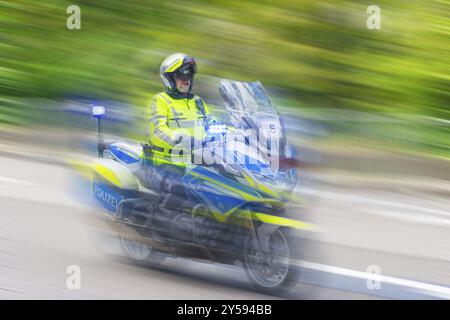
left=118, top=207, right=167, bottom=267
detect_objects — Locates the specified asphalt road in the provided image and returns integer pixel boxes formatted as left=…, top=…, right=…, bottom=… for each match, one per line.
left=0, top=152, right=449, bottom=299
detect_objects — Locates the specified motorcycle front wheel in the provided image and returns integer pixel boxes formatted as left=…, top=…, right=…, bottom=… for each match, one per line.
left=242, top=227, right=301, bottom=295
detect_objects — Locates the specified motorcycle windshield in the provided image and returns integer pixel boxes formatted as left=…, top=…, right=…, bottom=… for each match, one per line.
left=219, top=80, right=278, bottom=119
left=217, top=79, right=295, bottom=195
left=224, top=140, right=274, bottom=178
left=219, top=79, right=286, bottom=156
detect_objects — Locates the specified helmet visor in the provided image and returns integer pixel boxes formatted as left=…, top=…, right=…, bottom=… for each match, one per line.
left=174, top=69, right=194, bottom=81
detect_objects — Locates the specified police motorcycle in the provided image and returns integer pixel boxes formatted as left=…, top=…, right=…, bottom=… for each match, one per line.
left=91, top=80, right=313, bottom=294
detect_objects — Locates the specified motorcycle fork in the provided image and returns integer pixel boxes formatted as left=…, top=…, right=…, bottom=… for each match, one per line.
left=245, top=211, right=279, bottom=253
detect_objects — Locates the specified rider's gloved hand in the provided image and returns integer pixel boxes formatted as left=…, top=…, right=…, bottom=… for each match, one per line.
left=173, top=130, right=192, bottom=146
left=173, top=131, right=204, bottom=155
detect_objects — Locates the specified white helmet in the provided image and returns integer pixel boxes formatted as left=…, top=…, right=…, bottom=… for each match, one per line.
left=159, top=53, right=197, bottom=93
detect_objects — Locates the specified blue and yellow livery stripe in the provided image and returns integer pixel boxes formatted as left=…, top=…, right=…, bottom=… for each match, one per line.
left=251, top=212, right=315, bottom=231
left=93, top=162, right=123, bottom=187
left=188, top=167, right=262, bottom=202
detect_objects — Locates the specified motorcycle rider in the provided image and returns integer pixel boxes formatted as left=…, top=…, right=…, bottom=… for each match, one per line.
left=144, top=53, right=214, bottom=234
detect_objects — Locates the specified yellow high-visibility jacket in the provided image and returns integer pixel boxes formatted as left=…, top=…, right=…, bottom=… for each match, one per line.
left=148, top=91, right=211, bottom=166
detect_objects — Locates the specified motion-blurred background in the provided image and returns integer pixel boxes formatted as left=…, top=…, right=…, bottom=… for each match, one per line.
left=0, top=1, right=449, bottom=299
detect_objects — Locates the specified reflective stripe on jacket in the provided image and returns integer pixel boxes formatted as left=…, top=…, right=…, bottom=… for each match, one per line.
left=148, top=92, right=211, bottom=165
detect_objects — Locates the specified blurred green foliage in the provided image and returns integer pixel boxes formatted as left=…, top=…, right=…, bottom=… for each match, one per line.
left=2, top=1, right=448, bottom=113
left=0, top=1, right=449, bottom=157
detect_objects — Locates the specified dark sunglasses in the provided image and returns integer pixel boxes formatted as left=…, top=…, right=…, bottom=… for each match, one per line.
left=174, top=72, right=193, bottom=81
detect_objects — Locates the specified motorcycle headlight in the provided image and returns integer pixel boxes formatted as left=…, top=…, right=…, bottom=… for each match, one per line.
left=208, top=124, right=228, bottom=134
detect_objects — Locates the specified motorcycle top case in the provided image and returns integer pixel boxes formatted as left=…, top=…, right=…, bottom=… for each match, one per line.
left=92, top=159, right=138, bottom=215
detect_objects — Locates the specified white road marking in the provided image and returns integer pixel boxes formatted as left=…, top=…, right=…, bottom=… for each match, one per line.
left=300, top=189, right=450, bottom=218
left=0, top=175, right=37, bottom=186
left=366, top=209, right=450, bottom=227
left=298, top=260, right=450, bottom=300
